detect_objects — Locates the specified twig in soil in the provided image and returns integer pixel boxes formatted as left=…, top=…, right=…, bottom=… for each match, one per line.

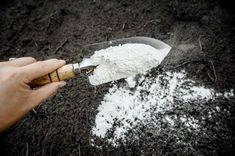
left=173, top=61, right=192, bottom=69
left=79, top=98, right=86, bottom=103
left=78, top=143, right=81, bottom=156
left=208, top=60, right=217, bottom=82
left=198, top=36, right=202, bottom=51
left=25, top=142, right=28, bottom=156
left=165, top=60, right=207, bottom=70
left=165, top=61, right=196, bottom=69
left=143, top=19, right=160, bottom=28
left=46, top=14, right=55, bottom=31
left=33, top=40, right=38, bottom=48
left=122, top=23, right=126, bottom=30
left=130, top=138, right=136, bottom=145
left=42, top=127, right=51, bottom=146
left=32, top=108, right=37, bottom=114
left=54, top=39, right=68, bottom=54
left=207, top=71, right=214, bottom=82
left=198, top=36, right=217, bottom=82
left=198, top=35, right=206, bottom=59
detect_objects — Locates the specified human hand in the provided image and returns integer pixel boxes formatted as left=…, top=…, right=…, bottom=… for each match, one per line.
left=0, top=57, right=66, bottom=132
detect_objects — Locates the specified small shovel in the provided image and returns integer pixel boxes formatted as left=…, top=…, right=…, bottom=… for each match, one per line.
left=30, top=37, right=171, bottom=87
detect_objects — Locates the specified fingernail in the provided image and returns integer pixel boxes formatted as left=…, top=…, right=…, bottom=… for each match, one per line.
left=9, top=58, right=16, bottom=61
left=59, top=59, right=66, bottom=64
left=58, top=81, right=66, bottom=88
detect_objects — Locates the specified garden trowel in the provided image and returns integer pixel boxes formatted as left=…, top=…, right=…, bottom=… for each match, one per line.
left=30, top=37, right=171, bottom=87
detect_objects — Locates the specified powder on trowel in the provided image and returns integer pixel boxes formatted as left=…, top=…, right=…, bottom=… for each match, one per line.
left=88, top=43, right=168, bottom=85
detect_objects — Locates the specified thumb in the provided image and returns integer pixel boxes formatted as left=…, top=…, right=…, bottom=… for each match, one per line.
left=29, top=81, right=66, bottom=109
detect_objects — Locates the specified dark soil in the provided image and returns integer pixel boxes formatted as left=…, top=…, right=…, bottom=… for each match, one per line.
left=0, top=0, right=234, bottom=155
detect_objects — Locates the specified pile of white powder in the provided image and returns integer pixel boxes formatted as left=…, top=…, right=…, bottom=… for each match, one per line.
left=88, top=43, right=169, bottom=85
left=91, top=71, right=234, bottom=146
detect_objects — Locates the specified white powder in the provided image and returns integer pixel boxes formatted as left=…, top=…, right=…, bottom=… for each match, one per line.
left=91, top=71, right=234, bottom=146
left=88, top=43, right=169, bottom=85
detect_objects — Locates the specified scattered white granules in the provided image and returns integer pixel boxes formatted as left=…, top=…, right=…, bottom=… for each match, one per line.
left=88, top=43, right=169, bottom=85
left=91, top=71, right=234, bottom=146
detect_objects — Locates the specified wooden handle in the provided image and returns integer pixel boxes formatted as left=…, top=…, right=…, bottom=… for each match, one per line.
left=30, top=64, right=75, bottom=87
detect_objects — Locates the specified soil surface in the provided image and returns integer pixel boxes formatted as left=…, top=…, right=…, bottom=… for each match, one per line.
left=0, top=0, right=234, bottom=155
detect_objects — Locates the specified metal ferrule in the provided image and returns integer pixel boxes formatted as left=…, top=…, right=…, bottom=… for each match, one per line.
left=72, top=63, right=80, bottom=74
left=72, top=58, right=96, bottom=75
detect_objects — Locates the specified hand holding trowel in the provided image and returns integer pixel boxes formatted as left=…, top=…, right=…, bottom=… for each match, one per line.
left=0, top=37, right=171, bottom=132
left=30, top=37, right=171, bottom=87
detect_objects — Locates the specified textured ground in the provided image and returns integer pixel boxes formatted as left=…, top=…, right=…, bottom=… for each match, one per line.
left=0, top=0, right=234, bottom=155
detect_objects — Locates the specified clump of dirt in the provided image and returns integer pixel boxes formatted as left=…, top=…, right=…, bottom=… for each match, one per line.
left=0, top=0, right=234, bottom=155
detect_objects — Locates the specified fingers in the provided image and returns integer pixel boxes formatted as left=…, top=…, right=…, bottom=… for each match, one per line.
left=28, top=81, right=66, bottom=109
left=20, top=59, right=66, bottom=83
left=8, top=57, right=37, bottom=67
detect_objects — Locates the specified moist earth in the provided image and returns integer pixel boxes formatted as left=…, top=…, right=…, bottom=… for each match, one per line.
left=0, top=0, right=234, bottom=155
